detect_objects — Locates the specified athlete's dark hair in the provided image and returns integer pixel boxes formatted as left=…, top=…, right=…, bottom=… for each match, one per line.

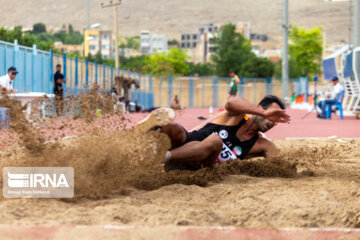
left=258, top=95, right=286, bottom=110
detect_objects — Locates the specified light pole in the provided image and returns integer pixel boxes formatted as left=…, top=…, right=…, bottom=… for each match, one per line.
left=101, top=0, right=121, bottom=71
left=282, top=0, right=289, bottom=101
left=87, top=0, right=90, bottom=30
left=355, top=0, right=360, bottom=47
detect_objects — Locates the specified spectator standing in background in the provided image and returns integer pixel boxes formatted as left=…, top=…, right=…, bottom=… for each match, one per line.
left=54, top=64, right=66, bottom=116
left=227, top=72, right=240, bottom=100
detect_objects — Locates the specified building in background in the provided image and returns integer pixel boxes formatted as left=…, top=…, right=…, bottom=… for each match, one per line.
left=53, top=42, right=84, bottom=56
left=181, top=33, right=200, bottom=49
left=183, top=22, right=278, bottom=64
left=84, top=30, right=112, bottom=59
left=262, top=49, right=282, bottom=63
left=198, top=32, right=217, bottom=63
left=235, top=22, right=251, bottom=39
left=140, top=31, right=151, bottom=54
left=180, top=23, right=219, bottom=50
left=120, top=48, right=141, bottom=58
left=181, top=23, right=220, bottom=63
left=140, top=31, right=168, bottom=55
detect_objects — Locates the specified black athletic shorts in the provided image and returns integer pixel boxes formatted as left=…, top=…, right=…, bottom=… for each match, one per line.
left=229, top=88, right=237, bottom=96
left=163, top=129, right=204, bottom=172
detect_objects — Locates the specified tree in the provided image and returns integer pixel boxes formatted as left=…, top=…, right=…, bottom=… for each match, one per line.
left=168, top=47, right=190, bottom=75
left=288, top=25, right=323, bottom=77
left=168, top=39, right=179, bottom=46
left=0, top=27, right=22, bottom=43
left=20, top=33, right=37, bottom=47
left=126, top=36, right=140, bottom=50
left=68, top=24, right=74, bottom=35
left=145, top=52, right=174, bottom=76
left=120, top=55, right=149, bottom=72
left=36, top=41, right=53, bottom=51
left=54, top=30, right=67, bottom=43
left=239, top=55, right=275, bottom=78
left=188, top=63, right=215, bottom=76
left=144, top=48, right=190, bottom=76
left=33, top=23, right=46, bottom=34
left=64, top=32, right=83, bottom=45
left=274, top=58, right=303, bottom=79
left=211, top=23, right=253, bottom=77
left=119, top=36, right=140, bottom=50
left=36, top=32, right=54, bottom=42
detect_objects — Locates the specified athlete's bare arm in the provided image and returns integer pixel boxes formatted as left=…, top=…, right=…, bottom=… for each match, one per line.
left=225, top=97, right=266, bottom=117
left=234, top=75, right=240, bottom=84
left=225, top=97, right=291, bottom=123
left=246, top=136, right=280, bottom=158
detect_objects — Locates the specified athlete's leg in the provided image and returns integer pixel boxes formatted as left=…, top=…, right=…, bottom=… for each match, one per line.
left=160, top=123, right=187, bottom=149
left=167, top=134, right=222, bottom=168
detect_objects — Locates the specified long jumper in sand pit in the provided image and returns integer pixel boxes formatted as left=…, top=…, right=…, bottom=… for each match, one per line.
left=136, top=95, right=291, bottom=171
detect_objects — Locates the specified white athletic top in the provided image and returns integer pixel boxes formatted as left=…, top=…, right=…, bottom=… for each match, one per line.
left=0, top=74, right=13, bottom=91
left=330, top=82, right=344, bottom=100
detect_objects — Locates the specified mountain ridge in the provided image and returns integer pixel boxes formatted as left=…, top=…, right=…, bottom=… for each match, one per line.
left=0, top=0, right=351, bottom=46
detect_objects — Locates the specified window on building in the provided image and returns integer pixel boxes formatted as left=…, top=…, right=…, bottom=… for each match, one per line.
left=193, top=34, right=197, bottom=40
left=200, top=28, right=204, bottom=34
left=102, top=45, right=109, bottom=49
left=187, top=35, right=190, bottom=40
left=90, top=45, right=97, bottom=50
left=181, top=35, right=185, bottom=40
left=192, top=43, right=197, bottom=48
left=209, top=47, right=216, bottom=52
left=102, top=55, right=108, bottom=59
left=187, top=43, right=190, bottom=48
left=181, top=43, right=185, bottom=48
left=208, top=28, right=212, bottom=32
left=102, top=34, right=108, bottom=39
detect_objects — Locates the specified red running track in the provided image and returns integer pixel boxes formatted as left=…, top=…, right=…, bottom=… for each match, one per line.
left=0, top=225, right=359, bottom=240
left=128, top=108, right=360, bottom=139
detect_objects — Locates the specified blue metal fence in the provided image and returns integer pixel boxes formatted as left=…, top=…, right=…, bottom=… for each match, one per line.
left=1, top=40, right=309, bottom=109
left=0, top=40, right=154, bottom=109
left=0, top=40, right=51, bottom=93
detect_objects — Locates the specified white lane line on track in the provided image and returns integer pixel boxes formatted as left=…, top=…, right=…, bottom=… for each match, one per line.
left=70, top=225, right=360, bottom=232
left=286, top=137, right=360, bottom=140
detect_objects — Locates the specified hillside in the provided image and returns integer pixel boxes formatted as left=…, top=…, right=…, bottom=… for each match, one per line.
left=0, top=0, right=352, bottom=46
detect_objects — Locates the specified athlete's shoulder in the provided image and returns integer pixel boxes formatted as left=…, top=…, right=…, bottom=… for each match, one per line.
left=212, top=110, right=245, bottom=125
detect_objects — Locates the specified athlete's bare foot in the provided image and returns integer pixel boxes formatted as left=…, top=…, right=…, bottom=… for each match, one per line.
left=135, top=108, right=176, bottom=133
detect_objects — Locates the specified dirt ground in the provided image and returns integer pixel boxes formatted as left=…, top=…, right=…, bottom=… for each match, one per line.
left=0, top=137, right=359, bottom=229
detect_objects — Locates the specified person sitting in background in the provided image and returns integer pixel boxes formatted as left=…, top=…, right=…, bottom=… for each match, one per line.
left=317, top=77, right=344, bottom=119
left=111, top=83, right=129, bottom=113
left=0, top=67, right=18, bottom=93
left=171, top=95, right=183, bottom=110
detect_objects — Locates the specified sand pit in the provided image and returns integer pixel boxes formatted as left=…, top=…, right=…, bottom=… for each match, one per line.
left=0, top=137, right=359, bottom=229
left=0, top=92, right=359, bottom=231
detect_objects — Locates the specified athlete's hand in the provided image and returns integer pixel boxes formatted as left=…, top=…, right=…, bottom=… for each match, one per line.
left=263, top=109, right=291, bottom=123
